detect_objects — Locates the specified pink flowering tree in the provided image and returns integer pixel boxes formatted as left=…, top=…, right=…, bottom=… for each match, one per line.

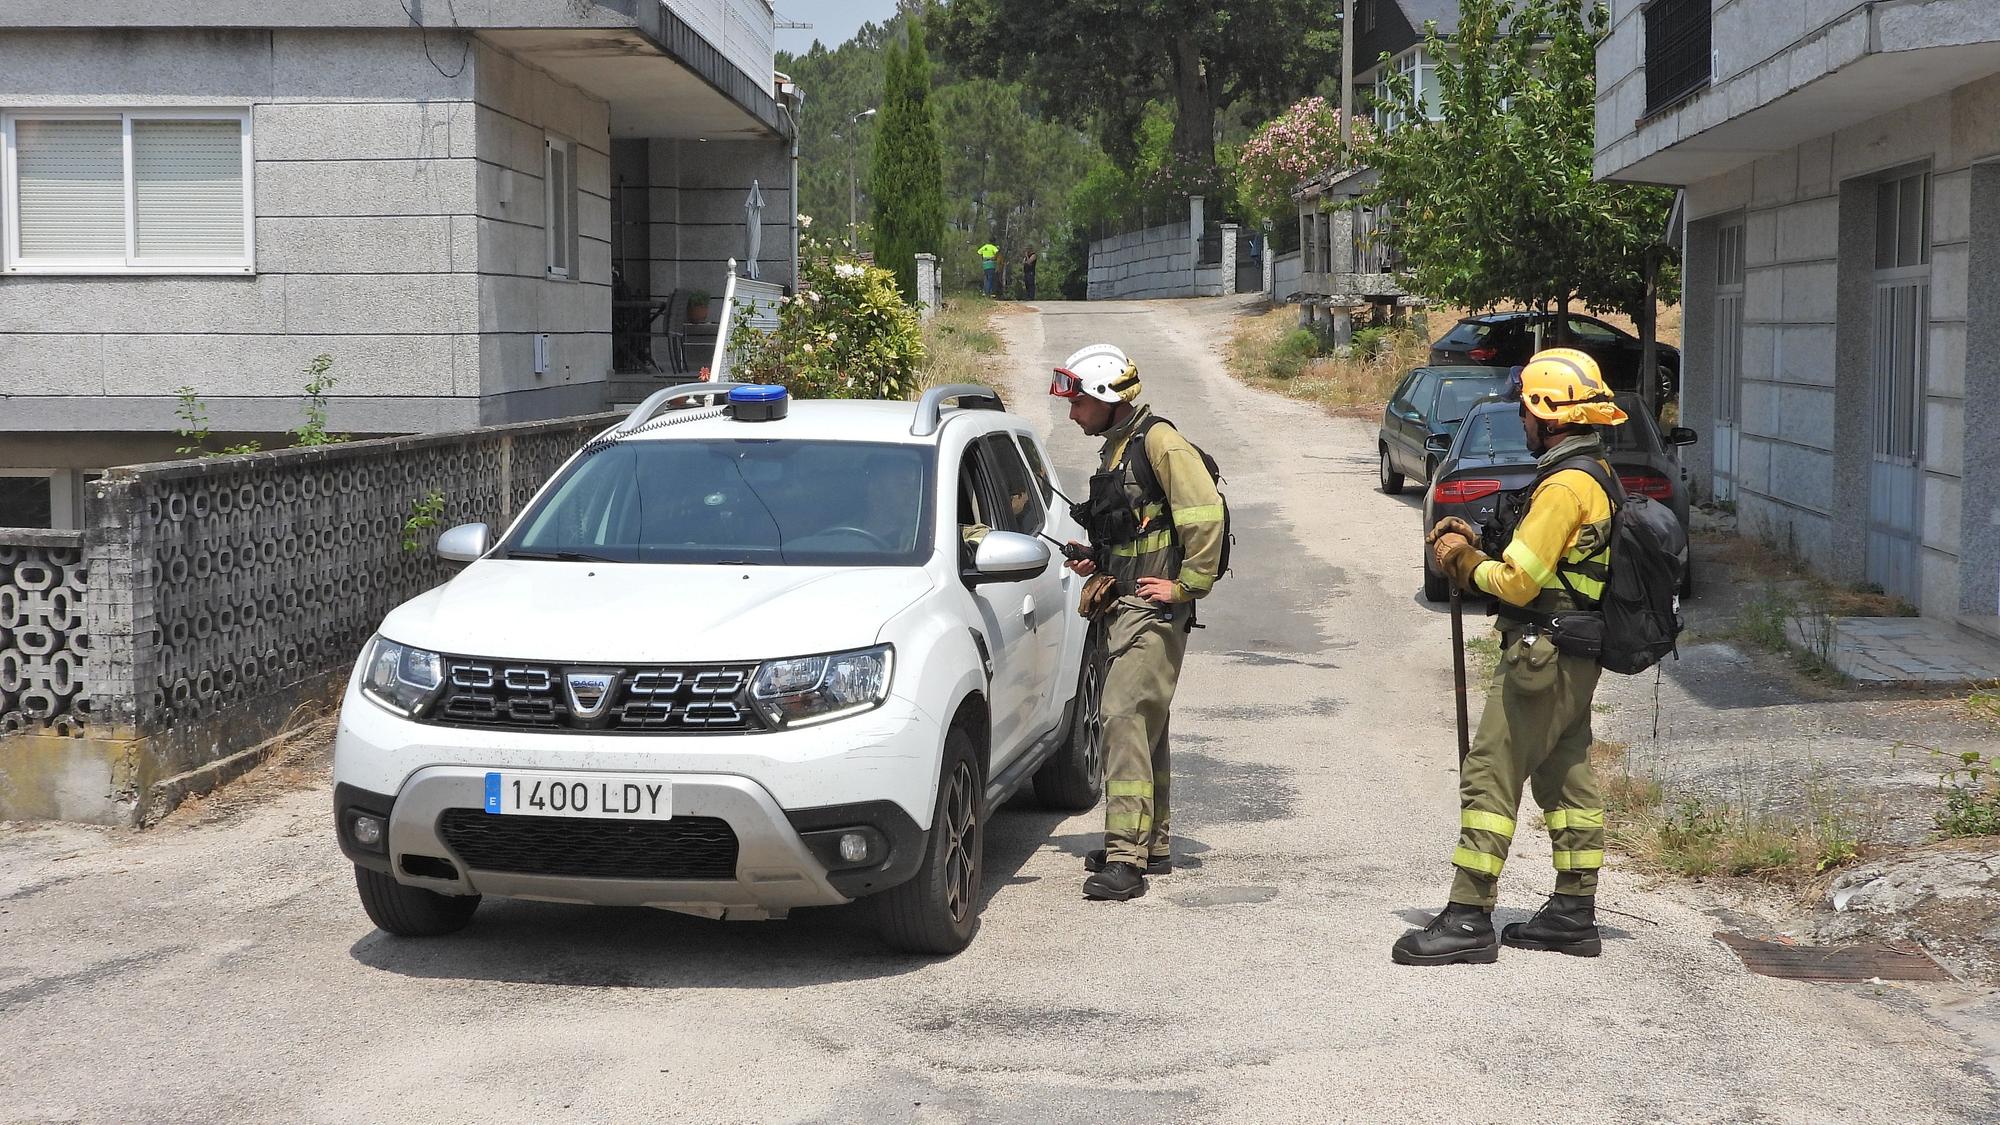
left=1233, top=96, right=1369, bottom=225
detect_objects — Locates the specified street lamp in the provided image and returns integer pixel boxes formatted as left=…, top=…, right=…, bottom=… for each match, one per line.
left=836, top=107, right=876, bottom=251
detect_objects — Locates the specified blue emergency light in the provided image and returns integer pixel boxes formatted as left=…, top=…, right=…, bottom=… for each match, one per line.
left=730, top=384, right=789, bottom=422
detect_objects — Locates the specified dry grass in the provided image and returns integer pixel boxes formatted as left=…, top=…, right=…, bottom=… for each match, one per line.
left=1224, top=305, right=1423, bottom=416
left=1591, top=741, right=1863, bottom=883
left=918, top=296, right=1003, bottom=393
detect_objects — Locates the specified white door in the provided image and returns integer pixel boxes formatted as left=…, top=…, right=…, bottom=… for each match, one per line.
left=1868, top=172, right=1929, bottom=604
left=1713, top=219, right=1745, bottom=503
left=956, top=438, right=1056, bottom=771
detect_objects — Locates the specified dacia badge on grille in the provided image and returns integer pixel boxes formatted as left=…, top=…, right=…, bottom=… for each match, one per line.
left=564, top=670, right=618, bottom=719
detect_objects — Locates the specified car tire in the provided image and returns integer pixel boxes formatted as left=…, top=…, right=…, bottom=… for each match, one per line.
left=876, top=727, right=984, bottom=955
left=353, top=864, right=480, bottom=937
left=1379, top=446, right=1405, bottom=495
left=1423, top=554, right=1451, bottom=603
left=1033, top=622, right=1106, bottom=812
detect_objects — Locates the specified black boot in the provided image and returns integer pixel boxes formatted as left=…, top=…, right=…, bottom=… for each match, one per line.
left=1083, top=862, right=1148, bottom=901
left=1084, top=849, right=1170, bottom=875
left=1391, top=903, right=1498, bottom=966
left=1501, top=893, right=1601, bottom=957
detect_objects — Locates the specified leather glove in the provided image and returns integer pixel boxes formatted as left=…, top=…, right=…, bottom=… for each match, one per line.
left=1078, top=573, right=1119, bottom=619
left=1426, top=516, right=1478, bottom=547
left=1432, top=533, right=1491, bottom=590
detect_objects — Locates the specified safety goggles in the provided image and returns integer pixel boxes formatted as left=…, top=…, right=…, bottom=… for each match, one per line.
left=1049, top=368, right=1085, bottom=398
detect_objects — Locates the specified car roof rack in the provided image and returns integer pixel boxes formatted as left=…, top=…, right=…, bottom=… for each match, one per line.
left=614, top=382, right=756, bottom=436
left=911, top=383, right=1004, bottom=437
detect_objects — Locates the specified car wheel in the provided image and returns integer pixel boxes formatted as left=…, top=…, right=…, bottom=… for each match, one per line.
left=876, top=727, right=984, bottom=955
left=1379, top=446, right=1405, bottom=495
left=1423, top=551, right=1451, bottom=603
left=1033, top=621, right=1105, bottom=811
left=353, top=864, right=480, bottom=936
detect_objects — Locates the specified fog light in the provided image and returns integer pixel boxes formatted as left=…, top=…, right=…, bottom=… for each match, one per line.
left=351, top=813, right=385, bottom=848
left=838, top=832, right=870, bottom=863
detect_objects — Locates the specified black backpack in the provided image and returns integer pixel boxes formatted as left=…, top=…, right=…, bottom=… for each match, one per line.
left=1530, top=455, right=1687, bottom=675
left=1126, top=416, right=1233, bottom=583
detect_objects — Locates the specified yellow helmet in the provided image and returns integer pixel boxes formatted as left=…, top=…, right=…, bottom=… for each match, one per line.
left=1519, top=348, right=1628, bottom=427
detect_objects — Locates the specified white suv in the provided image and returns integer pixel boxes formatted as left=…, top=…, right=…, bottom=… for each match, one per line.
left=332, top=383, right=1102, bottom=954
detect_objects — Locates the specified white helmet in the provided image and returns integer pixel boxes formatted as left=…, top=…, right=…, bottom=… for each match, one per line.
left=1050, top=343, right=1141, bottom=404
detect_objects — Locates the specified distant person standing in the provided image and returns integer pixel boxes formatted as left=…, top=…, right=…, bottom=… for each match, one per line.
left=978, top=241, right=999, bottom=296
left=1022, top=247, right=1039, bottom=301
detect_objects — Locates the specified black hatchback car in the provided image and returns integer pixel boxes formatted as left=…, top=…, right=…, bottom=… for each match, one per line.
left=1377, top=365, right=1513, bottom=493
left=1418, top=394, right=1698, bottom=602
left=1430, top=312, right=1680, bottom=404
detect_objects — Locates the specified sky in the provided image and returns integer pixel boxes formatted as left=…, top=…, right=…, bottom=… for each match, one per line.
left=773, top=0, right=901, bottom=55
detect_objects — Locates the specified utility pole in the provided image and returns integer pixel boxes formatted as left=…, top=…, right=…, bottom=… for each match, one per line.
left=1340, top=0, right=1355, bottom=150
left=840, top=106, right=876, bottom=252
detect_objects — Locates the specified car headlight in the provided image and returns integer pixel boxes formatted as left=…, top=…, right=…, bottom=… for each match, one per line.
left=359, top=634, right=445, bottom=718
left=751, top=645, right=893, bottom=728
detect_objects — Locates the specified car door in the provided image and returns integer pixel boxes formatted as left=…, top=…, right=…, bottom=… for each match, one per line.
left=1390, top=370, right=1437, bottom=475
left=955, top=434, right=1047, bottom=770
left=982, top=433, right=1067, bottom=749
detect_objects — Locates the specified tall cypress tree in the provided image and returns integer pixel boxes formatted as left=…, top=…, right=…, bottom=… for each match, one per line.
left=868, top=21, right=945, bottom=299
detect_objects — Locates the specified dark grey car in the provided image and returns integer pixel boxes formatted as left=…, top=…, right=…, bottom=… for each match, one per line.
left=1377, top=366, right=1513, bottom=493
left=1418, top=394, right=1698, bottom=602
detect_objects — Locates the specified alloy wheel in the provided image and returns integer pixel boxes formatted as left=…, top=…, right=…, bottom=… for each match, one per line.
left=1078, top=652, right=1104, bottom=785
left=941, top=760, right=979, bottom=923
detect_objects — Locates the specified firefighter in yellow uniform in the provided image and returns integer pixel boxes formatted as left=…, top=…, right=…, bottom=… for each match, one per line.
left=1050, top=343, right=1225, bottom=901
left=1393, top=348, right=1627, bottom=965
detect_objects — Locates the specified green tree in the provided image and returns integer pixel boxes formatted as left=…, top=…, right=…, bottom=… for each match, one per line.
left=868, top=22, right=947, bottom=298
left=935, top=0, right=1341, bottom=186
left=1364, top=0, right=1678, bottom=321
left=778, top=23, right=897, bottom=244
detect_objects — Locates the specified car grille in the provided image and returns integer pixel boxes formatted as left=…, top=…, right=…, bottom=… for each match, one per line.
left=428, top=658, right=766, bottom=734
left=437, top=810, right=739, bottom=880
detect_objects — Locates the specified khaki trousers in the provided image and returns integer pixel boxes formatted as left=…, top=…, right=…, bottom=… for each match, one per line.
left=1100, top=597, right=1190, bottom=867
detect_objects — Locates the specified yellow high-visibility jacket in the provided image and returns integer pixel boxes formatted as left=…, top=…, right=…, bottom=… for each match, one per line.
left=1471, top=435, right=1615, bottom=608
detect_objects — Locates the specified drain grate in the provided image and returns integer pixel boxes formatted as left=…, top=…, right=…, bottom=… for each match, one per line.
left=1715, top=932, right=1951, bottom=982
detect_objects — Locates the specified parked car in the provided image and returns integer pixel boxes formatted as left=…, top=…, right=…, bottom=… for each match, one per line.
left=1419, top=393, right=1698, bottom=602
left=332, top=382, right=1101, bottom=955
left=1379, top=366, right=1515, bottom=493
left=1429, top=311, right=1681, bottom=404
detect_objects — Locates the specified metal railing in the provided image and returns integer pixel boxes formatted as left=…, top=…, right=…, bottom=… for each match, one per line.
left=1644, top=0, right=1712, bottom=116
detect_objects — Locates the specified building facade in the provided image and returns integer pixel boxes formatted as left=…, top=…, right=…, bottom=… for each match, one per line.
left=1596, top=0, right=2000, bottom=635
left=0, top=1, right=798, bottom=527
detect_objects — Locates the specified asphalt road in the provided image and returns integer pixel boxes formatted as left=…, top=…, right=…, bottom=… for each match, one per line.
left=3, top=296, right=1995, bottom=1123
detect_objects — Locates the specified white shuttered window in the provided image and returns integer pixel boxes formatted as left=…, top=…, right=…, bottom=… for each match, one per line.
left=3, top=110, right=253, bottom=272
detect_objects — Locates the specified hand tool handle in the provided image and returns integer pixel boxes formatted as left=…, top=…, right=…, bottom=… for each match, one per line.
left=1450, top=584, right=1471, bottom=763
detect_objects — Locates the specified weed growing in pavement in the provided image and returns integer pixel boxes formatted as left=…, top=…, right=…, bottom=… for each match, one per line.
left=1730, top=582, right=1846, bottom=683
left=1928, top=692, right=2000, bottom=837
left=1591, top=741, right=1863, bottom=880
left=172, top=386, right=264, bottom=457
left=402, top=489, right=448, bottom=553
left=291, top=354, right=350, bottom=447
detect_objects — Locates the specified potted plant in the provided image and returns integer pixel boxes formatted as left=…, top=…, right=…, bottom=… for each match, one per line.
left=685, top=289, right=712, bottom=325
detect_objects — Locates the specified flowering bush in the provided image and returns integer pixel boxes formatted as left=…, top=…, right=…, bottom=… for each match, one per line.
left=732, top=238, right=925, bottom=400
left=1233, top=96, right=1369, bottom=224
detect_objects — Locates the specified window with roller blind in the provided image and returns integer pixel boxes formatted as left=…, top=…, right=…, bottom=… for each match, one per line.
left=1, top=110, right=253, bottom=273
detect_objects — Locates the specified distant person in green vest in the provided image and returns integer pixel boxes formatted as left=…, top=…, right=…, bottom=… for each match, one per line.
left=979, top=241, right=999, bottom=296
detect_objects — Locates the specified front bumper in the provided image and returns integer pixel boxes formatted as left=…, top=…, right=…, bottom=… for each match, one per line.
left=336, top=769, right=924, bottom=920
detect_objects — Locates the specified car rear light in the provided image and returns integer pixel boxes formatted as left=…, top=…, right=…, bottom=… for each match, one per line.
left=1433, top=478, right=1503, bottom=504
left=1468, top=346, right=1499, bottom=362
left=1621, top=472, right=1672, bottom=500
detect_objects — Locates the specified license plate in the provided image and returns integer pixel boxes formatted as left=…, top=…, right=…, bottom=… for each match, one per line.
left=483, top=772, right=673, bottom=820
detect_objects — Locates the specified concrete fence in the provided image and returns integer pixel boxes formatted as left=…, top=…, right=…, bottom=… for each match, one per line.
left=1087, top=197, right=1239, bottom=300
left=0, top=412, right=617, bottom=825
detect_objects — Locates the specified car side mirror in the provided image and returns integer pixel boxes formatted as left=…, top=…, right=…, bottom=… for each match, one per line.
left=1668, top=426, right=1699, bottom=446
left=435, top=522, right=491, bottom=563
left=967, top=530, right=1050, bottom=585
left=1424, top=433, right=1453, bottom=454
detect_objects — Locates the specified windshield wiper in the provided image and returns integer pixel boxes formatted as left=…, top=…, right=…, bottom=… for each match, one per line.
left=503, top=549, right=623, bottom=563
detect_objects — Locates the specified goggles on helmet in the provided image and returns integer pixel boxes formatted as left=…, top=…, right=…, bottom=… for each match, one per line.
left=1049, top=368, right=1085, bottom=398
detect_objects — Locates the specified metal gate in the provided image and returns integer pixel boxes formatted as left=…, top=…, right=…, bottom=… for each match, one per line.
left=1713, top=219, right=1745, bottom=503
left=1867, top=171, right=1930, bottom=603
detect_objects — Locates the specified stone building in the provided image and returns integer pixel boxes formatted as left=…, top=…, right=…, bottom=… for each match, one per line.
left=0, top=0, right=799, bottom=528
left=1594, top=0, right=1999, bottom=638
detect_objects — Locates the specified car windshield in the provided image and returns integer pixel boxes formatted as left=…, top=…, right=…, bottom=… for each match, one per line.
left=1433, top=376, right=1507, bottom=424
left=500, top=439, right=935, bottom=566
left=1455, top=405, right=1532, bottom=458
